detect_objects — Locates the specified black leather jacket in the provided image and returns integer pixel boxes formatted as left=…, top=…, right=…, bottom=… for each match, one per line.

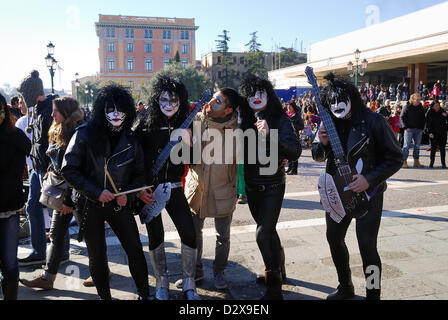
left=244, top=110, right=302, bottom=185
left=61, top=123, right=145, bottom=205
left=312, top=110, right=403, bottom=196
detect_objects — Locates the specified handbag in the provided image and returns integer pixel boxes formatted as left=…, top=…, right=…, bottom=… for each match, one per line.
left=39, top=171, right=69, bottom=211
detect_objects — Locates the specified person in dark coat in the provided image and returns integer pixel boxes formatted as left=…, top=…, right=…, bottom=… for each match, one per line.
left=425, top=101, right=448, bottom=168
left=0, top=93, right=31, bottom=300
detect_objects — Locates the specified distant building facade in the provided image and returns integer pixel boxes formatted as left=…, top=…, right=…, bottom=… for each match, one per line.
left=201, top=51, right=275, bottom=88
left=95, top=14, right=199, bottom=91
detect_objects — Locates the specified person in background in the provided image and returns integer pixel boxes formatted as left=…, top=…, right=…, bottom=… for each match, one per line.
left=9, top=96, right=23, bottom=121
left=0, top=93, right=32, bottom=300
left=377, top=99, right=392, bottom=120
left=20, top=97, right=85, bottom=290
left=389, top=107, right=402, bottom=140
left=425, top=101, right=447, bottom=169
left=285, top=101, right=304, bottom=175
left=401, top=93, right=426, bottom=168
left=17, top=70, right=58, bottom=267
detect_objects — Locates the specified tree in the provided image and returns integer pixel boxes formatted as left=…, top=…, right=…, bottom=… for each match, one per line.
left=215, top=30, right=235, bottom=87
left=142, top=62, right=212, bottom=102
left=171, top=50, right=181, bottom=64
left=244, top=32, right=268, bottom=79
left=275, top=47, right=307, bottom=69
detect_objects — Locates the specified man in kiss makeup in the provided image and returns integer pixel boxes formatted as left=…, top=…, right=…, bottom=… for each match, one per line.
left=312, top=73, right=402, bottom=300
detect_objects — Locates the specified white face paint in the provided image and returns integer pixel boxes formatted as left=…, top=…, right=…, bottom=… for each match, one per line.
left=159, top=91, right=180, bottom=118
left=105, top=105, right=126, bottom=127
left=330, top=99, right=352, bottom=119
left=248, top=90, right=268, bottom=110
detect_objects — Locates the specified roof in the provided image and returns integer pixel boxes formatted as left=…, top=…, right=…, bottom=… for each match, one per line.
left=96, top=14, right=198, bottom=30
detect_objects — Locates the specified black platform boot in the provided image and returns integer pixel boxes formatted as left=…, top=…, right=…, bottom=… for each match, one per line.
left=260, top=270, right=283, bottom=300
left=327, top=272, right=355, bottom=301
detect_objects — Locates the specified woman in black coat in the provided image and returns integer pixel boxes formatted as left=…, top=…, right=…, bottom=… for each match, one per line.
left=426, top=101, right=448, bottom=168
left=0, top=93, right=31, bottom=300
left=239, top=76, right=301, bottom=300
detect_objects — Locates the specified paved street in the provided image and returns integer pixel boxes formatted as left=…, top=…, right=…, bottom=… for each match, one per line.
left=13, top=146, right=448, bottom=300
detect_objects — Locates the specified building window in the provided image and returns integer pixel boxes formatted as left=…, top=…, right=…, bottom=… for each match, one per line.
left=181, top=44, right=188, bottom=54
left=217, top=56, right=222, bottom=64
left=233, top=57, right=237, bottom=64
left=108, top=59, right=115, bottom=71
left=105, top=28, right=115, bottom=38
left=162, top=30, right=171, bottom=39
left=181, top=59, right=188, bottom=68
left=145, top=59, right=153, bottom=71
left=180, top=31, right=189, bottom=40
left=107, top=42, right=115, bottom=52
left=145, top=43, right=152, bottom=53
left=127, top=59, right=134, bottom=71
left=218, top=71, right=222, bottom=78
left=127, top=43, right=134, bottom=53
left=144, top=29, right=153, bottom=39
left=163, top=58, right=170, bottom=68
left=239, top=57, right=245, bottom=65
left=163, top=43, right=170, bottom=54
left=125, top=28, right=134, bottom=38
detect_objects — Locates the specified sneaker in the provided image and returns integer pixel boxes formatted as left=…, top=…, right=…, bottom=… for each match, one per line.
left=18, top=256, right=46, bottom=267
left=214, top=272, right=227, bottom=289
left=20, top=276, right=54, bottom=290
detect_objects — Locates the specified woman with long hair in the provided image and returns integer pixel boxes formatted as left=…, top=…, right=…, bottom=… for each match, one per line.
left=238, top=76, right=301, bottom=300
left=134, top=75, right=201, bottom=300
left=20, top=97, right=85, bottom=290
left=0, top=93, right=31, bottom=300
left=426, top=100, right=448, bottom=168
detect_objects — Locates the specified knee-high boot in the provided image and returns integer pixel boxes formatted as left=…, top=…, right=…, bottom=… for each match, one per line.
left=149, top=243, right=169, bottom=300
left=261, top=269, right=283, bottom=300
left=181, top=243, right=201, bottom=300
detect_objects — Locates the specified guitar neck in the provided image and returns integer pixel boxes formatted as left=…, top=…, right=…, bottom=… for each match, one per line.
left=305, top=67, right=346, bottom=161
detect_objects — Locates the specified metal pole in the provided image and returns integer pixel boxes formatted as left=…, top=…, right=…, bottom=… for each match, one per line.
left=355, top=66, right=359, bottom=88
left=50, top=67, right=55, bottom=93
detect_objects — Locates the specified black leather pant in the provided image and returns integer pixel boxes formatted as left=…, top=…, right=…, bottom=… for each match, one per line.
left=246, top=183, right=285, bottom=271
left=83, top=204, right=149, bottom=299
left=326, top=193, right=383, bottom=296
left=146, top=187, right=196, bottom=250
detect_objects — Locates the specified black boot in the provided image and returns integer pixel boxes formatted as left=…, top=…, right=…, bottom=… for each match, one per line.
left=366, top=288, right=381, bottom=300
left=326, top=279, right=355, bottom=300
left=1, top=277, right=19, bottom=300
left=279, top=246, right=287, bottom=283
left=260, top=270, right=283, bottom=300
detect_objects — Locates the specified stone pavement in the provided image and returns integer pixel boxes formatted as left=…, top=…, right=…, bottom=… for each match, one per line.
left=10, top=147, right=448, bottom=301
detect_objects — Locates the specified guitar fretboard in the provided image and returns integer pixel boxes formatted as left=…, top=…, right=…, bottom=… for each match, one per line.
left=305, top=67, right=345, bottom=161
left=151, top=90, right=211, bottom=177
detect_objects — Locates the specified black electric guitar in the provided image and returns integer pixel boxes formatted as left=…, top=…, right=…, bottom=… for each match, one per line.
left=305, top=67, right=369, bottom=223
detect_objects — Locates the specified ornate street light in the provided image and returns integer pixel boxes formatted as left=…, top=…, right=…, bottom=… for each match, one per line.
left=84, top=84, right=89, bottom=107
left=347, top=49, right=368, bottom=87
left=45, top=42, right=57, bottom=93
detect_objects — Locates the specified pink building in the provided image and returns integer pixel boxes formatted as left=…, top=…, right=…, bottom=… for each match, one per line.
left=95, top=14, right=198, bottom=90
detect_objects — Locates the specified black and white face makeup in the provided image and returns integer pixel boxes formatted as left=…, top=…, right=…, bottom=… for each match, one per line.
left=105, top=105, right=126, bottom=128
left=248, top=90, right=267, bottom=110
left=328, top=88, right=352, bottom=119
left=159, top=91, right=180, bottom=118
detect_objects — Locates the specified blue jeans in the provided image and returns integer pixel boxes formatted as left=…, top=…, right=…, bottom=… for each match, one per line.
left=0, top=214, right=20, bottom=281
left=402, top=128, right=423, bottom=161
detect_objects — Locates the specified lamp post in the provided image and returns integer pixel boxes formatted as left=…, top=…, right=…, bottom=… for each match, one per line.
left=84, top=84, right=89, bottom=107
left=45, top=42, right=57, bottom=93
left=74, top=73, right=80, bottom=101
left=347, top=49, right=368, bottom=87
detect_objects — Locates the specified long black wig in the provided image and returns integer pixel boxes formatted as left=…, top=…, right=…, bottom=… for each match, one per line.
left=318, top=73, right=367, bottom=120
left=146, top=75, right=189, bottom=130
left=238, top=75, right=284, bottom=130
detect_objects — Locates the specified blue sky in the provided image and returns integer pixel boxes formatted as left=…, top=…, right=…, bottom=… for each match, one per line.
left=1, top=0, right=446, bottom=92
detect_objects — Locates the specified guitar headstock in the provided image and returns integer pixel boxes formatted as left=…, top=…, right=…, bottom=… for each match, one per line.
left=198, top=89, right=212, bottom=107
left=305, top=67, right=318, bottom=89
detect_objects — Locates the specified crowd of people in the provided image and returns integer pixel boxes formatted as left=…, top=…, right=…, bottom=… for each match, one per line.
left=0, top=68, right=446, bottom=302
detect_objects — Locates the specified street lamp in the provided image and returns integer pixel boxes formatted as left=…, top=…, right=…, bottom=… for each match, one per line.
left=84, top=84, right=89, bottom=107
left=74, top=73, right=80, bottom=101
left=45, top=42, right=57, bottom=93
left=347, top=49, right=368, bottom=87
